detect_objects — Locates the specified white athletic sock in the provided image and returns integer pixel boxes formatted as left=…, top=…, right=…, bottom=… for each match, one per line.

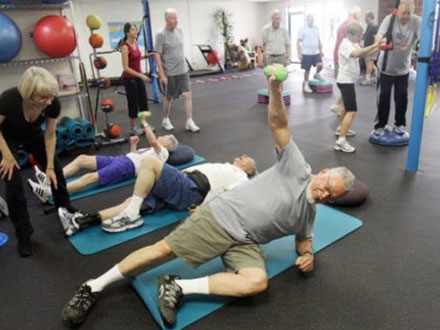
left=337, top=137, right=346, bottom=143
left=125, top=195, right=144, bottom=219
left=87, top=265, right=125, bottom=292
left=175, top=276, right=210, bottom=295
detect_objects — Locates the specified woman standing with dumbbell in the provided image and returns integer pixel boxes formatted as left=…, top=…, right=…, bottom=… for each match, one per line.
left=120, top=22, right=156, bottom=136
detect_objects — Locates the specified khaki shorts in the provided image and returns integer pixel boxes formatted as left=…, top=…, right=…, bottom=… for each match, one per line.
left=264, top=54, right=286, bottom=67
left=165, top=206, right=265, bottom=273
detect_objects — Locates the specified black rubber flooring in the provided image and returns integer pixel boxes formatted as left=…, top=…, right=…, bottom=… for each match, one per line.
left=1, top=66, right=440, bottom=330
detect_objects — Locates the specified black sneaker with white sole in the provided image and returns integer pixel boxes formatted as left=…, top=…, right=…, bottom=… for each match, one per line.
left=157, top=274, right=183, bottom=327
left=61, top=282, right=98, bottom=327
left=101, top=212, right=143, bottom=233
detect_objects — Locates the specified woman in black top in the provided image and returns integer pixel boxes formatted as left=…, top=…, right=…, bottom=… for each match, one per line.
left=0, top=66, right=76, bottom=257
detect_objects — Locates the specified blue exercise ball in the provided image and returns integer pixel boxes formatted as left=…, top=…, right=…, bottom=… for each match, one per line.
left=0, top=13, right=22, bottom=62
left=42, top=0, right=68, bottom=3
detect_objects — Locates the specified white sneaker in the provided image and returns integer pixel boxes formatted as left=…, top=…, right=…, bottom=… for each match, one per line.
left=303, top=83, right=313, bottom=94
left=185, top=118, right=200, bottom=132
left=162, top=117, right=174, bottom=131
left=130, top=127, right=145, bottom=136
left=58, top=207, right=82, bottom=237
left=373, top=128, right=385, bottom=136
left=330, top=104, right=342, bottom=116
left=334, top=140, right=356, bottom=153
left=34, top=165, right=49, bottom=186
left=27, top=179, right=52, bottom=203
left=394, top=125, right=408, bottom=135
left=0, top=196, right=8, bottom=217
left=101, top=211, right=143, bottom=233
left=313, top=73, right=325, bottom=81
left=360, top=79, right=372, bottom=86
left=335, top=126, right=356, bottom=137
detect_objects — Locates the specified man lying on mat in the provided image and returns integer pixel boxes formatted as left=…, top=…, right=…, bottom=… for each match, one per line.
left=27, top=116, right=178, bottom=203
left=58, top=153, right=256, bottom=236
left=61, top=66, right=355, bottom=328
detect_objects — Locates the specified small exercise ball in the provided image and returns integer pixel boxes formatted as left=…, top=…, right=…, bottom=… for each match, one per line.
left=89, top=33, right=103, bottom=48
left=0, top=13, right=22, bottom=62
left=93, top=56, right=107, bottom=69
left=33, top=15, right=76, bottom=58
left=86, top=14, right=102, bottom=30
left=104, top=124, right=121, bottom=139
left=100, top=98, right=114, bottom=113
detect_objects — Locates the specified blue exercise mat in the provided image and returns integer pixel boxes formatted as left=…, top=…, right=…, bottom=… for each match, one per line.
left=48, top=155, right=205, bottom=204
left=132, top=204, right=363, bottom=330
left=68, top=208, right=189, bottom=255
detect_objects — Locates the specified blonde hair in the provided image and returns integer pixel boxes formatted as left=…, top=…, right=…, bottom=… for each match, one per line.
left=346, top=21, right=363, bottom=36
left=18, top=66, right=59, bottom=101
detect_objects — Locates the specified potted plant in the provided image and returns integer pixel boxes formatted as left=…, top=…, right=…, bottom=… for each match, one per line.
left=213, top=7, right=234, bottom=68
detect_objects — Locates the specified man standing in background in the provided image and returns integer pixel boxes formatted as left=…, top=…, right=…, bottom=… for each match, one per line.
left=155, top=8, right=200, bottom=133
left=297, top=14, right=324, bottom=93
left=360, top=12, right=379, bottom=86
left=262, top=10, right=291, bottom=67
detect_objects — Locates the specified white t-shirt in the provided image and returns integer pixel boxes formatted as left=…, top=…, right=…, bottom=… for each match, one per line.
left=125, top=146, right=169, bottom=174
left=337, top=38, right=360, bottom=84
left=184, top=162, right=249, bottom=205
left=297, top=25, right=320, bottom=55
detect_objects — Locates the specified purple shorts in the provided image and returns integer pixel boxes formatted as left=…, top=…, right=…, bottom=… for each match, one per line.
left=96, top=155, right=136, bottom=186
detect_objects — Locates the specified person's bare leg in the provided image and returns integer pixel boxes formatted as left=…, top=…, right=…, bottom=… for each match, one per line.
left=163, top=97, right=173, bottom=118
left=63, top=155, right=97, bottom=178
left=207, top=267, right=268, bottom=297
left=339, top=111, right=356, bottom=139
left=304, top=69, right=310, bottom=82
left=98, top=197, right=131, bottom=221
left=182, top=91, right=193, bottom=119
left=366, top=59, right=373, bottom=81
left=316, top=62, right=323, bottom=73
left=118, top=240, right=176, bottom=276
left=130, top=117, right=138, bottom=131
left=66, top=172, right=99, bottom=193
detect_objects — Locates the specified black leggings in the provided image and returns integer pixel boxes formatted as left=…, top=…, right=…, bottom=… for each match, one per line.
left=123, top=77, right=148, bottom=118
left=2, top=133, right=72, bottom=241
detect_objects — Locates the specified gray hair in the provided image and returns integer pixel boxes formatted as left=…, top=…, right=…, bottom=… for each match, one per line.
left=349, top=5, right=361, bottom=16
left=165, top=8, right=177, bottom=19
left=166, top=134, right=179, bottom=152
left=18, top=66, right=59, bottom=101
left=330, top=167, right=355, bottom=193
left=271, top=10, right=281, bottom=19
left=346, top=21, right=363, bottom=35
left=399, top=0, right=415, bottom=11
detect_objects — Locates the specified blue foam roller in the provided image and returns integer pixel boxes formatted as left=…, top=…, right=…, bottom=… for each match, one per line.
left=368, top=129, right=409, bottom=146
left=0, top=232, right=8, bottom=248
left=77, top=119, right=95, bottom=139
left=65, top=139, right=77, bottom=151
left=75, top=138, right=95, bottom=148
left=56, top=125, right=70, bottom=143
left=17, top=149, right=29, bottom=167
left=60, top=117, right=84, bottom=140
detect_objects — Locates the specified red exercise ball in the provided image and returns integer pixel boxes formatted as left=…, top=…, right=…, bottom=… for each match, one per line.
left=33, top=15, right=76, bottom=58
left=100, top=98, right=114, bottom=113
left=93, top=56, right=107, bottom=69
left=89, top=33, right=103, bottom=48
left=206, top=50, right=221, bottom=65
left=104, top=123, right=121, bottom=139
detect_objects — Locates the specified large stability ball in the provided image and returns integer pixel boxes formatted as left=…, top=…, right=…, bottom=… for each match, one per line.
left=41, top=0, right=68, bottom=4
left=33, top=15, right=76, bottom=58
left=206, top=50, right=221, bottom=65
left=0, top=13, right=22, bottom=62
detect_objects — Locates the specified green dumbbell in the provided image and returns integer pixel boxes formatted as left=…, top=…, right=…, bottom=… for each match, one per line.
left=137, top=111, right=152, bottom=119
left=263, top=65, right=289, bottom=82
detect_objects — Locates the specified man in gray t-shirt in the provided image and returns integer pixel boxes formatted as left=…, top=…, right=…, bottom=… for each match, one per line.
left=155, top=8, right=200, bottom=133
left=262, top=10, right=291, bottom=66
left=373, top=0, right=421, bottom=133
left=61, top=66, right=355, bottom=328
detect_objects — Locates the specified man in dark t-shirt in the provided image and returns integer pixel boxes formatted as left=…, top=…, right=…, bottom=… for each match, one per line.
left=360, top=12, right=379, bottom=85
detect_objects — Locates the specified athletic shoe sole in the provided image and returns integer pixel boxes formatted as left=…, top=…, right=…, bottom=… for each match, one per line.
left=101, top=218, right=144, bottom=233
left=333, top=145, right=356, bottom=153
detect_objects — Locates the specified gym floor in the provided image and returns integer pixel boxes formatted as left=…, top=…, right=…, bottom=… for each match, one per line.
left=1, top=66, right=439, bottom=330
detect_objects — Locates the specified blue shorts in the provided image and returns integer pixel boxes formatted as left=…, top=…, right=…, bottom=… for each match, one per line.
left=96, top=155, right=136, bottom=186
left=301, top=54, right=322, bottom=71
left=143, top=163, right=203, bottom=213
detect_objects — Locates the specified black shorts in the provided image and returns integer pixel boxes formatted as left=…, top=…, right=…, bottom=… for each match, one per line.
left=301, top=54, right=322, bottom=70
left=337, top=83, right=357, bottom=112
